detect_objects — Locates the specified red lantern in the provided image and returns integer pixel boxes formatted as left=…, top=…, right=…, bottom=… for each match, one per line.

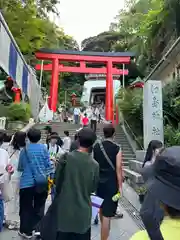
left=12, top=87, right=21, bottom=102
left=71, top=93, right=77, bottom=106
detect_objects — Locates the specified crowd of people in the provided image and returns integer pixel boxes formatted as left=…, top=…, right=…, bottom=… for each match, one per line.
left=0, top=122, right=179, bottom=240
left=73, top=103, right=106, bottom=132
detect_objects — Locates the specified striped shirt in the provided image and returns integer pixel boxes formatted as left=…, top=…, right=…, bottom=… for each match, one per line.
left=18, top=143, right=52, bottom=189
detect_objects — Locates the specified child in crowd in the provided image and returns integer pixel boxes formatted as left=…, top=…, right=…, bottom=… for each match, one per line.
left=46, top=132, right=64, bottom=201
left=62, top=131, right=71, bottom=152
left=82, top=113, right=89, bottom=127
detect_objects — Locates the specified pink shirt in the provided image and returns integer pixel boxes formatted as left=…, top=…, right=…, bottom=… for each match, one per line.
left=82, top=117, right=89, bottom=126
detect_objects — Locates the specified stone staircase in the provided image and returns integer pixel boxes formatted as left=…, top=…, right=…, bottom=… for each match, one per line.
left=35, top=122, right=81, bottom=143
left=118, top=125, right=144, bottom=189
left=36, top=122, right=104, bottom=143
left=115, top=126, right=136, bottom=168
left=36, top=122, right=143, bottom=182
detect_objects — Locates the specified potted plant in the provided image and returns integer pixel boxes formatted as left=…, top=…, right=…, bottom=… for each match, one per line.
left=7, top=102, right=31, bottom=130
left=136, top=186, right=147, bottom=204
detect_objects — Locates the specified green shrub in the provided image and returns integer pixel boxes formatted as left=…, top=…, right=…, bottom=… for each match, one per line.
left=0, top=103, right=8, bottom=117
left=136, top=186, right=147, bottom=195
left=7, top=103, right=31, bottom=122
left=117, top=88, right=143, bottom=139
left=164, top=125, right=180, bottom=147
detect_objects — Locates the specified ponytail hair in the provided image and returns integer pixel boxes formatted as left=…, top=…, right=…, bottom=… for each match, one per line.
left=143, top=140, right=163, bottom=168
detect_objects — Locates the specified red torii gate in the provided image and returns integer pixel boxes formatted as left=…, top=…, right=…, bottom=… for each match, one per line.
left=35, top=49, right=134, bottom=121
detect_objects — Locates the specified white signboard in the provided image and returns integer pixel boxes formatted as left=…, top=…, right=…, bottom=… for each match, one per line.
left=38, top=99, right=53, bottom=122
left=143, top=80, right=164, bottom=149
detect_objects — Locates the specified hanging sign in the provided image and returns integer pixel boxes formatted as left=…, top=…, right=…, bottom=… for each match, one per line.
left=38, top=97, right=53, bottom=122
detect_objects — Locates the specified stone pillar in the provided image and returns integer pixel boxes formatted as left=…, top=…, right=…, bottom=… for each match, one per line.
left=143, top=80, right=164, bottom=149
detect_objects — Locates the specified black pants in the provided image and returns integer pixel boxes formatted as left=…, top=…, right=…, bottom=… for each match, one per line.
left=56, top=228, right=91, bottom=240
left=19, top=187, right=48, bottom=235
left=90, top=120, right=97, bottom=132
left=140, top=191, right=164, bottom=240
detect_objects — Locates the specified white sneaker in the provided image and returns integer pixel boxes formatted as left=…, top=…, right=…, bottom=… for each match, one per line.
left=34, top=231, right=41, bottom=236
left=18, top=231, right=33, bottom=239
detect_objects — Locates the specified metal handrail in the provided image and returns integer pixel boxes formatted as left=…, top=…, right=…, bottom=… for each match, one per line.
left=123, top=119, right=144, bottom=150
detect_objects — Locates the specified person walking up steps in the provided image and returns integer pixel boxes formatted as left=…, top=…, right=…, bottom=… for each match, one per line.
left=62, top=131, right=71, bottom=152
left=46, top=132, right=64, bottom=201
left=18, top=128, right=52, bottom=239
left=0, top=132, right=12, bottom=232
left=73, top=107, right=80, bottom=124
left=82, top=113, right=89, bottom=127
left=54, top=128, right=99, bottom=240
left=90, top=105, right=99, bottom=133
left=5, top=131, right=26, bottom=230
left=93, top=124, right=123, bottom=240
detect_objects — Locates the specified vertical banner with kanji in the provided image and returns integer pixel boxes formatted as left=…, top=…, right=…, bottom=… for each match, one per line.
left=143, top=80, right=164, bottom=149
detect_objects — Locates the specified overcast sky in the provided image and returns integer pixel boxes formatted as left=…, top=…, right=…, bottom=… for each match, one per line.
left=56, top=0, right=125, bottom=45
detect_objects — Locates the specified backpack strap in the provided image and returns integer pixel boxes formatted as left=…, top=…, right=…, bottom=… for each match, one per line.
left=56, top=145, right=60, bottom=154
left=98, top=141, right=115, bottom=171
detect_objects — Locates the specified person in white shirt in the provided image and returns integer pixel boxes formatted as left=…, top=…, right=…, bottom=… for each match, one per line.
left=0, top=132, right=11, bottom=232
left=58, top=105, right=63, bottom=123
left=62, top=131, right=71, bottom=152
left=73, top=107, right=80, bottom=124
left=90, top=105, right=99, bottom=132
left=46, top=133, right=64, bottom=163
left=46, top=132, right=64, bottom=201
left=5, top=131, right=26, bottom=230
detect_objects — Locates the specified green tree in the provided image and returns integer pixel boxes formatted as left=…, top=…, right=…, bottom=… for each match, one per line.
left=0, top=0, right=83, bottom=105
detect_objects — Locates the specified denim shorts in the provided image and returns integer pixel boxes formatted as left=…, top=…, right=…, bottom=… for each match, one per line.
left=0, top=198, right=4, bottom=232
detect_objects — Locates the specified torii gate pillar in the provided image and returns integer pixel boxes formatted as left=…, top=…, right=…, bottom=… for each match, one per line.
left=49, top=58, right=59, bottom=112
left=106, top=61, right=113, bottom=121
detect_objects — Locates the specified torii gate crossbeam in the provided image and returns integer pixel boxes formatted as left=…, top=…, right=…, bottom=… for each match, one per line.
left=35, top=49, right=135, bottom=121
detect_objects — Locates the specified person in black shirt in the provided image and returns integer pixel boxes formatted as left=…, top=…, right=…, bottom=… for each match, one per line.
left=70, top=132, right=93, bottom=154
left=45, top=126, right=52, bottom=145
left=93, top=124, right=123, bottom=240
left=69, top=133, right=79, bottom=152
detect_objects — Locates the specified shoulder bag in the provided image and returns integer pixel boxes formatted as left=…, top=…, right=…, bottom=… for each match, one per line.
left=25, top=148, right=48, bottom=194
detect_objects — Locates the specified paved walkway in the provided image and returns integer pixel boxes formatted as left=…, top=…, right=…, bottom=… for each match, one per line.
left=1, top=204, right=139, bottom=240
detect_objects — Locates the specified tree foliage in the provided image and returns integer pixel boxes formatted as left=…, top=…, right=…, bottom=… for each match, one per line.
left=81, top=0, right=179, bottom=77
left=117, top=88, right=143, bottom=141
left=0, top=0, right=84, bottom=106
left=110, top=0, right=169, bottom=74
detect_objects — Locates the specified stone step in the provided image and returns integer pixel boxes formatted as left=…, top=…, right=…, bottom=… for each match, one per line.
left=115, top=136, right=129, bottom=139
left=117, top=142, right=131, bottom=145
left=121, top=145, right=134, bottom=148
left=129, top=160, right=143, bottom=174
left=124, top=168, right=144, bottom=184
left=123, top=161, right=129, bottom=166
left=122, top=152, right=135, bottom=156
left=123, top=156, right=136, bottom=160
left=123, top=158, right=136, bottom=162
left=122, top=150, right=135, bottom=155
